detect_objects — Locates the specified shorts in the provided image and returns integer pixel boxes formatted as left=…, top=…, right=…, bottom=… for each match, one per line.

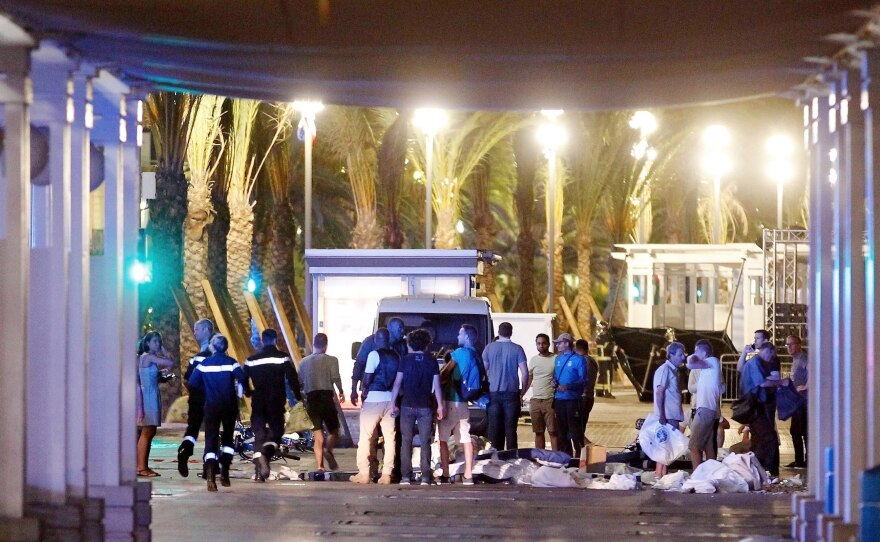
left=305, top=390, right=340, bottom=433
left=529, top=398, right=557, bottom=434
left=689, top=407, right=718, bottom=453
left=437, top=401, right=471, bottom=444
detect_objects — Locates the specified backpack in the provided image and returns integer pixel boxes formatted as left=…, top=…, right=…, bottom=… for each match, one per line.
left=458, top=353, right=489, bottom=402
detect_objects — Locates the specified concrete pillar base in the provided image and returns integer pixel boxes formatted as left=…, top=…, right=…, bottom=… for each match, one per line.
left=90, top=482, right=147, bottom=540
left=793, top=496, right=824, bottom=542
left=826, top=520, right=858, bottom=542
left=0, top=516, right=40, bottom=541
left=24, top=495, right=102, bottom=541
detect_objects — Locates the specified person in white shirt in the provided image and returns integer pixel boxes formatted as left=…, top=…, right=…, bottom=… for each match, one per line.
left=686, top=339, right=724, bottom=469
left=653, top=342, right=686, bottom=477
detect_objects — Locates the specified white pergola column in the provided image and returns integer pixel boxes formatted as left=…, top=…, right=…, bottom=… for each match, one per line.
left=0, top=37, right=38, bottom=539
left=866, top=47, right=880, bottom=482
left=87, top=72, right=140, bottom=537
left=26, top=43, right=74, bottom=506
left=67, top=70, right=93, bottom=501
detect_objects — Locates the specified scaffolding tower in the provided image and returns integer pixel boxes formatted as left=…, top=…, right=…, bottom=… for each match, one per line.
left=763, top=229, right=809, bottom=347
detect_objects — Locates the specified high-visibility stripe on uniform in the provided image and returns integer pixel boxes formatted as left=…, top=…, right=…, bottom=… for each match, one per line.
left=246, top=356, right=290, bottom=367
left=221, top=446, right=235, bottom=455
left=196, top=364, right=237, bottom=373
left=189, top=355, right=206, bottom=366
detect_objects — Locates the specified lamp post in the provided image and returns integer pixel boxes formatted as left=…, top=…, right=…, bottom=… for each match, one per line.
left=537, top=113, right=566, bottom=314
left=292, top=100, right=324, bottom=250
left=701, top=125, right=732, bottom=244
left=765, top=134, right=794, bottom=229
left=413, top=108, right=447, bottom=248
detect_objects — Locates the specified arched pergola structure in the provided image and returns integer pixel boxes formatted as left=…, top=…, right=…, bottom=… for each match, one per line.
left=0, top=2, right=878, bottom=540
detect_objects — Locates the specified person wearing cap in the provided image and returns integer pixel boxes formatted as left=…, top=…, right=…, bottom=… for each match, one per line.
left=741, top=341, right=782, bottom=477
left=551, top=333, right=587, bottom=458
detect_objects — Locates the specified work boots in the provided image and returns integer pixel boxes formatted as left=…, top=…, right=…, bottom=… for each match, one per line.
left=257, top=444, right=274, bottom=480
left=205, top=459, right=218, bottom=492
left=220, top=454, right=232, bottom=487
left=177, top=439, right=194, bottom=477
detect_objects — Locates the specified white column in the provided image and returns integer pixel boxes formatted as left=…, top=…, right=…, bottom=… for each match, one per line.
left=0, top=44, right=33, bottom=523
left=830, top=73, right=846, bottom=518
left=866, top=48, right=880, bottom=475
left=120, top=94, right=143, bottom=485
left=26, top=45, right=74, bottom=505
left=66, top=71, right=93, bottom=498
left=87, top=81, right=126, bottom=489
left=841, top=61, right=868, bottom=526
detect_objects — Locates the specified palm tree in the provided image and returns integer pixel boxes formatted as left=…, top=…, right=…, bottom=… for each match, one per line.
left=510, top=128, right=543, bottom=312
left=319, top=106, right=396, bottom=248
left=411, top=112, right=528, bottom=249
left=377, top=112, right=409, bottom=248
left=223, top=99, right=289, bottom=327
left=696, top=183, right=749, bottom=243
left=564, top=112, right=632, bottom=338
left=182, top=95, right=225, bottom=357
left=145, top=91, right=200, bottom=374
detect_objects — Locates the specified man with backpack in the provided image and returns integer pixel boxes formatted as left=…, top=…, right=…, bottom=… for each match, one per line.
left=437, top=324, right=481, bottom=485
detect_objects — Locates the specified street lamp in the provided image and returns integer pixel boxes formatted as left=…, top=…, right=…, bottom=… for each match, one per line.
left=537, top=114, right=567, bottom=314
left=765, top=134, right=795, bottom=229
left=413, top=108, right=447, bottom=248
left=701, top=125, right=732, bottom=244
left=292, top=100, right=324, bottom=250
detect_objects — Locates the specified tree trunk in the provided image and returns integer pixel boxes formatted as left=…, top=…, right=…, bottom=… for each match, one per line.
left=181, top=173, right=214, bottom=368
left=227, top=198, right=254, bottom=328
left=511, top=131, right=540, bottom=313
left=147, top=166, right=186, bottom=402
left=378, top=113, right=407, bottom=248
left=207, top=172, right=229, bottom=290
left=575, top=228, right=594, bottom=340
left=471, top=162, right=501, bottom=310
left=604, top=254, right=628, bottom=326
left=434, top=204, right=458, bottom=249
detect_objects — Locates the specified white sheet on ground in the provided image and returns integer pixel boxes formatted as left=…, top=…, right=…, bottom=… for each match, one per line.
left=653, top=470, right=689, bottom=491
left=680, top=459, right=748, bottom=493
left=721, top=452, right=768, bottom=491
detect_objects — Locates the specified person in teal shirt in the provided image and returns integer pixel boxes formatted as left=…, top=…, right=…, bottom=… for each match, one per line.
left=437, top=324, right=479, bottom=484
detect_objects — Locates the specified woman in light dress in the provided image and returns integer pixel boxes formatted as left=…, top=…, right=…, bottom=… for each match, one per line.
left=136, top=331, right=176, bottom=477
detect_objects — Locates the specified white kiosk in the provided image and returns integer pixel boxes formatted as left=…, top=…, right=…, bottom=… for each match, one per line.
left=612, top=243, right=765, bottom=348
left=304, top=249, right=491, bottom=394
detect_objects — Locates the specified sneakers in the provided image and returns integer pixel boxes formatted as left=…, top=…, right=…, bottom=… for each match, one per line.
left=420, top=476, right=431, bottom=486
left=350, top=473, right=371, bottom=484
left=378, top=474, right=392, bottom=485
left=399, top=477, right=412, bottom=485
left=785, top=461, right=807, bottom=469
left=177, top=440, right=194, bottom=477
left=462, top=476, right=474, bottom=486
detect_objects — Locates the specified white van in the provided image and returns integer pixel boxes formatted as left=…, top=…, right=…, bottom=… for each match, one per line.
left=374, top=295, right=495, bottom=357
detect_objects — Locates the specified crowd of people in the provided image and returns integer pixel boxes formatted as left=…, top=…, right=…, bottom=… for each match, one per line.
left=135, top=320, right=808, bottom=491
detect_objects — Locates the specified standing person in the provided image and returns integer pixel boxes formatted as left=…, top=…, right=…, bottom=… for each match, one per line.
left=741, top=342, right=782, bottom=478
left=244, top=328, right=303, bottom=481
left=785, top=335, right=808, bottom=468
left=685, top=339, right=724, bottom=469
left=187, top=334, right=244, bottom=492
left=390, top=328, right=444, bottom=485
left=574, top=339, right=600, bottom=444
left=437, top=324, right=479, bottom=485
left=177, top=318, right=214, bottom=477
left=136, top=332, right=176, bottom=478
left=653, top=342, right=686, bottom=478
left=482, top=322, right=528, bottom=451
left=737, top=329, right=772, bottom=372
left=352, top=317, right=407, bottom=405
left=350, top=328, right=400, bottom=484
left=551, top=333, right=587, bottom=458
left=299, top=333, right=346, bottom=473
left=525, top=334, right=558, bottom=450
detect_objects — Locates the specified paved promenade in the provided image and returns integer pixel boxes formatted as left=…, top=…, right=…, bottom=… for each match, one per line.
left=145, top=389, right=800, bottom=541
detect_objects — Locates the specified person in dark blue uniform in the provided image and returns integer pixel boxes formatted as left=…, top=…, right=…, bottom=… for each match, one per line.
left=177, top=318, right=214, bottom=477
left=243, top=328, right=303, bottom=481
left=188, top=334, right=245, bottom=492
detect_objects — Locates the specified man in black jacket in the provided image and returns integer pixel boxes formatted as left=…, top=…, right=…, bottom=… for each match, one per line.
left=177, top=318, right=214, bottom=477
left=244, top=328, right=304, bottom=481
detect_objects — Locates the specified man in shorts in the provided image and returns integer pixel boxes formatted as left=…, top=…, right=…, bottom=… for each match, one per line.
left=525, top=333, right=557, bottom=450
left=437, top=324, right=478, bottom=485
left=686, top=339, right=724, bottom=469
left=299, top=333, right=345, bottom=472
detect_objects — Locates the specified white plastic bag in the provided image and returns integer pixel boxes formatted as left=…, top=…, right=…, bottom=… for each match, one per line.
left=639, top=413, right=690, bottom=466
left=654, top=470, right=689, bottom=491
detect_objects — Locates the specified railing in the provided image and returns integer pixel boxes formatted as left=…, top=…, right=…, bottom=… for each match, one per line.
left=720, top=353, right=793, bottom=403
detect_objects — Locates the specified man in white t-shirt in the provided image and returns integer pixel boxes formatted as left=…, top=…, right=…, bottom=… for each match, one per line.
left=686, top=339, right=724, bottom=469
left=653, top=342, right=686, bottom=477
